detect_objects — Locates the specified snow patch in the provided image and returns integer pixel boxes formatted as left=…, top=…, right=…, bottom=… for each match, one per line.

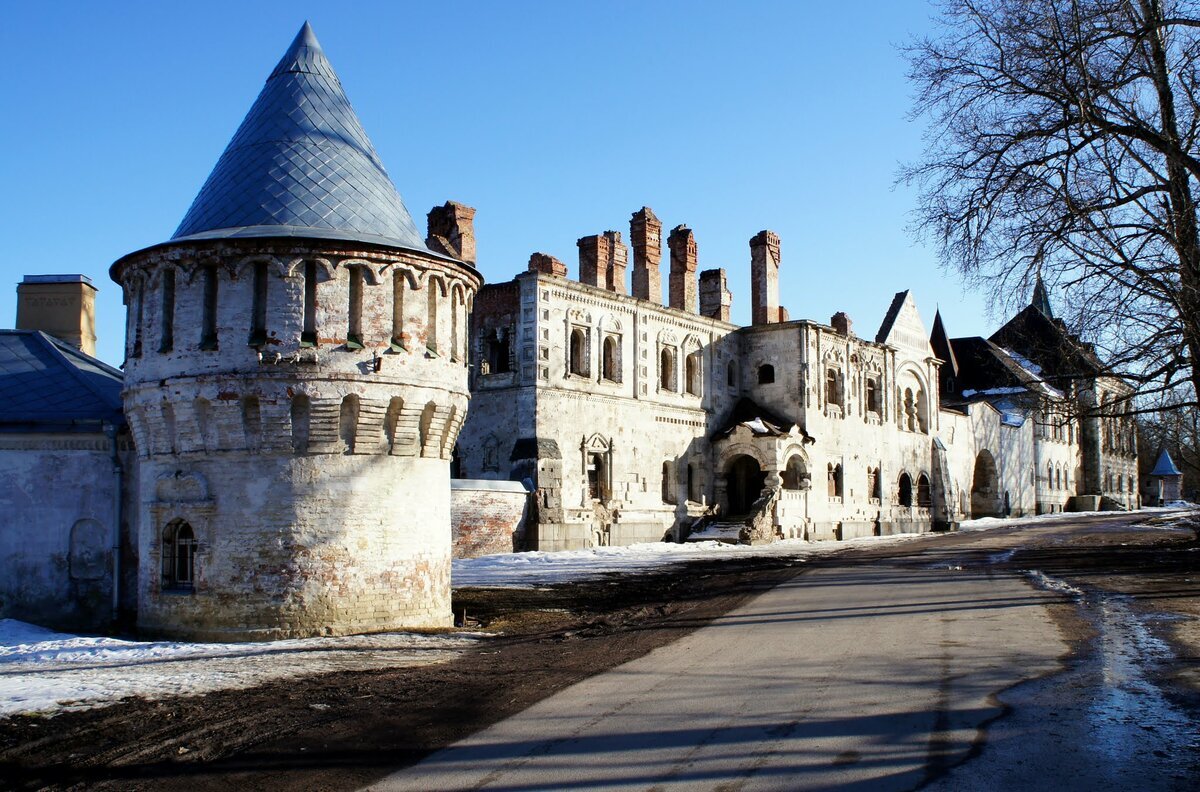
left=1026, top=570, right=1085, bottom=598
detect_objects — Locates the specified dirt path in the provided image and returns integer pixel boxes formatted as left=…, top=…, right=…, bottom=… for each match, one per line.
left=1, top=513, right=1197, bottom=791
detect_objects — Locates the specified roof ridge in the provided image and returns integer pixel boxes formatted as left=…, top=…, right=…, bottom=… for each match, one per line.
left=32, top=331, right=124, bottom=413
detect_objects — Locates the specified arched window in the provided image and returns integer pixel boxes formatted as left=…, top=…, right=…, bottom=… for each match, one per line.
left=898, top=472, right=913, bottom=507
left=1047, top=462, right=1055, bottom=489
left=159, top=268, right=175, bottom=353
left=826, top=369, right=841, bottom=406
left=347, top=266, right=364, bottom=347
left=290, top=393, right=311, bottom=454
left=162, top=520, right=196, bottom=591
left=685, top=350, right=702, bottom=396
left=758, top=364, right=775, bottom=384
left=426, top=280, right=440, bottom=354
left=570, top=328, right=588, bottom=376
left=865, top=378, right=879, bottom=414
left=199, top=265, right=219, bottom=351
left=339, top=394, right=359, bottom=454
left=917, top=473, right=931, bottom=507
left=782, top=455, right=808, bottom=490
left=662, top=461, right=675, bottom=504
left=827, top=463, right=843, bottom=498
left=391, top=270, right=406, bottom=348
left=250, top=261, right=269, bottom=345
left=302, top=261, right=318, bottom=346
left=660, top=347, right=676, bottom=391
left=602, top=335, right=619, bottom=382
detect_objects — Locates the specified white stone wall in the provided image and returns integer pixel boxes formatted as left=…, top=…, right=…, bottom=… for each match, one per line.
left=0, top=434, right=121, bottom=629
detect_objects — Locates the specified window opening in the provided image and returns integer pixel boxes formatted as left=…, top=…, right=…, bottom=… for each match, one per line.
left=659, top=347, right=676, bottom=391
left=347, top=266, right=364, bottom=348
left=758, top=364, right=775, bottom=384
left=685, top=351, right=702, bottom=396
left=200, top=265, right=219, bottom=350
left=484, top=329, right=512, bottom=374
left=132, top=281, right=145, bottom=358
left=602, top=335, right=619, bottom=382
left=570, top=328, right=588, bottom=376
left=587, top=452, right=608, bottom=501
left=160, top=269, right=175, bottom=352
left=250, top=261, right=268, bottom=345
left=917, top=473, right=931, bottom=507
left=391, top=270, right=405, bottom=348
left=898, top=472, right=913, bottom=506
left=302, top=261, right=318, bottom=346
left=162, top=520, right=196, bottom=591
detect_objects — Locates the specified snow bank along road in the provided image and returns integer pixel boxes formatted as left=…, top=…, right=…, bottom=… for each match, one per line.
left=373, top=514, right=1200, bottom=791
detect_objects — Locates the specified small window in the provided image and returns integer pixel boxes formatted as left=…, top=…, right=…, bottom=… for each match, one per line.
left=687, top=463, right=699, bottom=502
left=898, top=472, right=913, bottom=507
left=661, top=461, right=675, bottom=504
left=917, top=473, right=931, bottom=507
left=602, top=335, right=619, bottom=382
left=484, top=329, right=512, bottom=374
left=570, top=328, right=588, bottom=376
left=249, top=261, right=268, bottom=345
left=826, top=369, right=842, bottom=406
left=302, top=261, right=318, bottom=346
left=868, top=467, right=882, bottom=500
left=391, top=270, right=406, bottom=348
left=685, top=350, right=702, bottom=396
left=339, top=394, right=359, bottom=454
left=587, top=452, right=608, bottom=500
left=426, top=280, right=440, bottom=354
left=290, top=393, right=311, bottom=454
left=159, top=269, right=175, bottom=353
left=782, top=456, right=808, bottom=490
left=131, top=280, right=145, bottom=359
left=758, top=364, right=775, bottom=385
left=347, top=266, right=364, bottom=348
left=865, top=378, right=879, bottom=414
left=727, top=361, right=738, bottom=388
left=162, top=520, right=196, bottom=591
left=660, top=347, right=677, bottom=391
left=200, top=265, right=219, bottom=351
left=827, top=463, right=843, bottom=498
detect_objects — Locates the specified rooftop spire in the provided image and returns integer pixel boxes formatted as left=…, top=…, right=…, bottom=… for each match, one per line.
left=1031, top=274, right=1053, bottom=317
left=170, top=23, right=431, bottom=253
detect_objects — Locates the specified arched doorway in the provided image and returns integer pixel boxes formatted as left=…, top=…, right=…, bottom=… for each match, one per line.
left=971, top=450, right=1002, bottom=517
left=897, top=472, right=913, bottom=507
left=726, top=455, right=766, bottom=516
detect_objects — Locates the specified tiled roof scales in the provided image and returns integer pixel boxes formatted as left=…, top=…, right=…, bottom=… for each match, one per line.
left=171, top=22, right=431, bottom=254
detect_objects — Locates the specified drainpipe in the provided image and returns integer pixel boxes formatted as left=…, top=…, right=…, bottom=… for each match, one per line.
left=104, top=422, right=123, bottom=626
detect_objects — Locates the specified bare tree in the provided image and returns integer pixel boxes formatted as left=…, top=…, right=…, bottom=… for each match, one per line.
left=902, top=0, right=1200, bottom=408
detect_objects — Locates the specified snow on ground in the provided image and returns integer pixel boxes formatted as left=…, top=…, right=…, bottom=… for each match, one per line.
left=0, top=620, right=481, bottom=718
left=6, top=504, right=1193, bottom=719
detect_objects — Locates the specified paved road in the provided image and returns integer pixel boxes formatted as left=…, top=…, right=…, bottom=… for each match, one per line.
left=371, top=535, right=1080, bottom=790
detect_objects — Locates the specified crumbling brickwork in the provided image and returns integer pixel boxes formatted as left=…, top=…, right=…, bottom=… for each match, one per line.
left=630, top=207, right=663, bottom=304
left=668, top=225, right=698, bottom=313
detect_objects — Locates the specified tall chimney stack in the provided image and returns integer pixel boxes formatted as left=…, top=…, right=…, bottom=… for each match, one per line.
left=16, top=274, right=98, bottom=356
left=630, top=207, right=662, bottom=304
left=699, top=269, right=732, bottom=322
left=605, top=231, right=627, bottom=294
left=426, top=201, right=477, bottom=264
left=750, top=230, right=781, bottom=325
left=668, top=225, right=698, bottom=313
left=577, top=234, right=609, bottom=289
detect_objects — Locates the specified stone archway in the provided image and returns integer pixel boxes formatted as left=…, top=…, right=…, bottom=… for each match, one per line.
left=971, top=450, right=1003, bottom=518
left=726, top=455, right=766, bottom=516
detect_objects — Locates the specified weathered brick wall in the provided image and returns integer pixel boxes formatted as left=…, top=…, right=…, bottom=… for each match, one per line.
left=450, top=480, right=529, bottom=558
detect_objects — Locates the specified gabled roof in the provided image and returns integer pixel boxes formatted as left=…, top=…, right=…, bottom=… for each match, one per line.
left=1150, top=448, right=1182, bottom=477
left=0, top=331, right=124, bottom=431
left=170, top=23, right=431, bottom=254
left=875, top=290, right=933, bottom=355
left=929, top=310, right=958, bottom=379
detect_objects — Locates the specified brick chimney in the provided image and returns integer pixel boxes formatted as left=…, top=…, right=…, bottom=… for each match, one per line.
left=831, top=311, right=853, bottom=336
left=577, top=234, right=607, bottom=289
left=16, top=274, right=98, bottom=356
left=630, top=207, right=662, bottom=304
left=605, top=231, right=627, bottom=294
left=528, top=252, right=567, bottom=277
left=668, top=225, right=698, bottom=313
left=750, top=230, right=781, bottom=326
left=699, top=269, right=732, bottom=322
left=426, top=201, right=477, bottom=264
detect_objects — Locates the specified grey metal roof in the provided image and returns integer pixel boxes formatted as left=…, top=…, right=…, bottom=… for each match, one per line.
left=0, top=331, right=124, bottom=431
left=171, top=22, right=431, bottom=254
left=1150, top=448, right=1182, bottom=477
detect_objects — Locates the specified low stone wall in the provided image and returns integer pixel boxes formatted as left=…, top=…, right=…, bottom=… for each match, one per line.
left=451, top=479, right=530, bottom=559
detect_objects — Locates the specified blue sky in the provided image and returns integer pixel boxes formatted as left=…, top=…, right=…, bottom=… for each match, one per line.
left=0, top=0, right=1003, bottom=366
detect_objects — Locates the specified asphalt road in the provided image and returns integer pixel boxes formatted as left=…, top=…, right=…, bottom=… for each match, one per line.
left=371, top=525, right=1118, bottom=790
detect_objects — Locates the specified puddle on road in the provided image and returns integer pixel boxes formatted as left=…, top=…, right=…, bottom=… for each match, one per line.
left=1026, top=570, right=1200, bottom=784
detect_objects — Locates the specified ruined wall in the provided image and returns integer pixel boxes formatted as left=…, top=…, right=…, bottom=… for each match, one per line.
left=450, top=479, right=529, bottom=558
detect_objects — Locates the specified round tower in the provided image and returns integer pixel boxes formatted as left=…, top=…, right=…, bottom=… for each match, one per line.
left=111, top=24, right=480, bottom=640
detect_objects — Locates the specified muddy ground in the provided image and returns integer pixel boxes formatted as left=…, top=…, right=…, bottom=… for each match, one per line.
left=1, top=513, right=1197, bottom=791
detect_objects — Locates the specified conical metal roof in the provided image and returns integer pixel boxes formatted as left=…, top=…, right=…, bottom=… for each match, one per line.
left=171, top=23, right=430, bottom=253
left=1150, top=448, right=1182, bottom=477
